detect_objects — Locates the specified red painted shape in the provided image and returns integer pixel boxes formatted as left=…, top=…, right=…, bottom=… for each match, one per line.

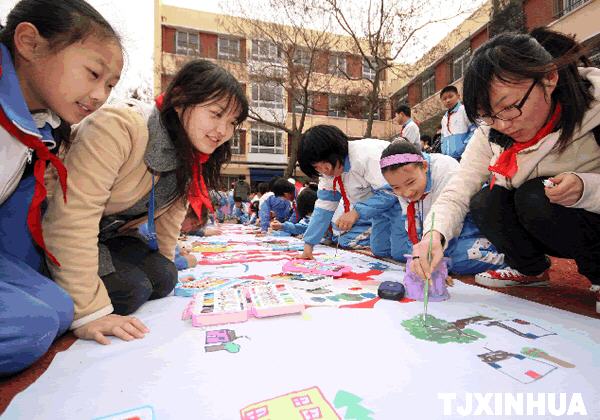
left=525, top=370, right=541, bottom=379
left=340, top=269, right=384, bottom=281
left=349, top=287, right=362, bottom=291
left=340, top=298, right=380, bottom=309
left=239, top=275, right=265, bottom=280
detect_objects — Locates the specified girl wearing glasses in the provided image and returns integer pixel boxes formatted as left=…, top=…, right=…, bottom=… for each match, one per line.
left=409, top=28, right=600, bottom=314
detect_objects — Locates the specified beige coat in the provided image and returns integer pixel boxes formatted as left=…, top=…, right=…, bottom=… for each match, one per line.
left=43, top=102, right=186, bottom=328
left=425, top=67, right=600, bottom=245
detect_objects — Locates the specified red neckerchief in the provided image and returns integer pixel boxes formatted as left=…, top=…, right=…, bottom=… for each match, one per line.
left=488, top=103, right=561, bottom=189
left=154, top=93, right=214, bottom=220
left=333, top=175, right=350, bottom=213
left=0, top=107, right=67, bottom=266
left=406, top=193, right=428, bottom=245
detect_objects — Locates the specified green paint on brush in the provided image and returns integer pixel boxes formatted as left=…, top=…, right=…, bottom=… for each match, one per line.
left=402, top=314, right=486, bottom=344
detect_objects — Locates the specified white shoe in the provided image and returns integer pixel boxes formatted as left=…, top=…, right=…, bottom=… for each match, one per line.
left=475, top=267, right=550, bottom=288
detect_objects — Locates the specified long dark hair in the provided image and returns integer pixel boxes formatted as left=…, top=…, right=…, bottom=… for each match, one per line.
left=159, top=59, right=248, bottom=198
left=0, top=0, right=121, bottom=149
left=463, top=27, right=594, bottom=152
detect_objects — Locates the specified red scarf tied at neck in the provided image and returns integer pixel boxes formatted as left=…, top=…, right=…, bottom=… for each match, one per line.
left=0, top=107, right=67, bottom=266
left=155, top=93, right=214, bottom=220
left=488, top=102, right=561, bottom=189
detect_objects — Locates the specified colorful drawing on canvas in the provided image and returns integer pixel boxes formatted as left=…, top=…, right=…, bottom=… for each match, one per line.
left=480, top=319, right=557, bottom=339
left=333, top=390, right=374, bottom=420
left=283, top=259, right=352, bottom=277
left=205, top=329, right=248, bottom=354
left=401, top=315, right=487, bottom=344
left=94, top=405, right=155, bottom=420
left=240, top=386, right=341, bottom=420
left=478, top=348, right=558, bottom=383
left=520, top=347, right=575, bottom=368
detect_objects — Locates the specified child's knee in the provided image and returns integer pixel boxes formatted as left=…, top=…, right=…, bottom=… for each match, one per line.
left=0, top=307, right=60, bottom=376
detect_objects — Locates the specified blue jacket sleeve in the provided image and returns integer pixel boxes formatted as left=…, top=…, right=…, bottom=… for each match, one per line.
left=353, top=187, right=398, bottom=220
left=259, top=197, right=272, bottom=232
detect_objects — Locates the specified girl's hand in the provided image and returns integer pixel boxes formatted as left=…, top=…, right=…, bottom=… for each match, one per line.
left=270, top=220, right=282, bottom=230
left=336, top=210, right=359, bottom=232
left=204, top=227, right=222, bottom=236
left=545, top=173, right=584, bottom=207
left=73, top=314, right=149, bottom=345
left=184, top=253, right=198, bottom=268
left=409, top=231, right=444, bottom=283
left=300, top=244, right=314, bottom=260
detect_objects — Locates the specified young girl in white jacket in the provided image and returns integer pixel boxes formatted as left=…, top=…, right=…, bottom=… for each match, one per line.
left=410, top=28, right=600, bottom=313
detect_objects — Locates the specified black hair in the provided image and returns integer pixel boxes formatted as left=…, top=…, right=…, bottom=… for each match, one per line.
left=440, top=85, right=459, bottom=97
left=380, top=139, right=424, bottom=175
left=298, top=125, right=349, bottom=178
left=250, top=200, right=259, bottom=213
left=296, top=188, right=317, bottom=220
left=420, top=134, right=431, bottom=144
left=463, top=27, right=594, bottom=152
left=257, top=182, right=269, bottom=195
left=272, top=178, right=295, bottom=197
left=160, top=59, right=249, bottom=200
left=0, top=0, right=121, bottom=150
left=395, top=103, right=411, bottom=117
left=307, top=181, right=318, bottom=191
left=0, top=0, right=120, bottom=56
left=233, top=196, right=242, bottom=203
left=267, top=176, right=280, bottom=191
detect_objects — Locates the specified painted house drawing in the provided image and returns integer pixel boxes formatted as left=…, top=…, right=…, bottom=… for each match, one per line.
left=240, top=386, right=340, bottom=420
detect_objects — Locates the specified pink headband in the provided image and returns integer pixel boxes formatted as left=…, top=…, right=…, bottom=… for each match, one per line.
left=380, top=153, right=424, bottom=169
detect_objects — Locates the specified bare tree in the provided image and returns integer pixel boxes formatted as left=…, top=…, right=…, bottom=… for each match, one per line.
left=220, top=0, right=340, bottom=177
left=321, top=0, right=475, bottom=137
left=489, top=0, right=526, bottom=36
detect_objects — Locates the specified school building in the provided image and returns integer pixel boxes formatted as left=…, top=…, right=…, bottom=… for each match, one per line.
left=152, top=1, right=396, bottom=189
left=390, top=0, right=600, bottom=137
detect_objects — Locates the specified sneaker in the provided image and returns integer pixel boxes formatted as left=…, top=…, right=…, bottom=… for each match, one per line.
left=591, top=285, right=600, bottom=314
left=475, top=267, right=550, bottom=288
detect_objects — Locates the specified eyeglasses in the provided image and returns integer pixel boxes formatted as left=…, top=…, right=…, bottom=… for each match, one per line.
left=475, top=80, right=537, bottom=126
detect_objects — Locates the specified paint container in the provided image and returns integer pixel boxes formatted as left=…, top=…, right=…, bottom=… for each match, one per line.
left=403, top=255, right=450, bottom=302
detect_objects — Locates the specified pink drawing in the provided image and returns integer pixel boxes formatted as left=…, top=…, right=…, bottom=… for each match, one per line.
left=240, top=386, right=340, bottom=419
left=283, top=259, right=352, bottom=277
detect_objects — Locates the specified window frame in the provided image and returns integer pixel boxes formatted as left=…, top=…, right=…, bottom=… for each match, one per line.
left=176, top=29, right=199, bottom=56
left=250, top=123, right=285, bottom=154
left=217, top=36, right=241, bottom=61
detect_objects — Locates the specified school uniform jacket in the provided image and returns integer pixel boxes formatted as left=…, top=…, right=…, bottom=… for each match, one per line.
left=401, top=118, right=421, bottom=150
left=43, top=101, right=187, bottom=329
left=426, top=67, right=600, bottom=246
left=303, top=138, right=390, bottom=245
left=440, top=102, right=476, bottom=159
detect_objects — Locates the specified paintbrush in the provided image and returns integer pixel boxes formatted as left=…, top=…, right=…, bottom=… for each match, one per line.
left=334, top=231, right=343, bottom=257
left=422, top=212, right=435, bottom=323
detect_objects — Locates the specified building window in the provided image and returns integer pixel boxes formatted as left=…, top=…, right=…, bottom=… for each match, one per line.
left=218, top=36, right=240, bottom=60
left=251, top=83, right=284, bottom=109
left=176, top=30, right=199, bottom=56
left=251, top=40, right=280, bottom=61
left=300, top=407, right=323, bottom=420
left=421, top=74, right=436, bottom=99
left=241, top=406, right=269, bottom=420
left=328, top=53, right=347, bottom=76
left=251, top=124, right=284, bottom=154
left=328, top=94, right=347, bottom=118
left=231, top=130, right=242, bottom=154
left=397, top=93, right=408, bottom=108
left=452, top=49, right=470, bottom=82
left=291, top=91, right=313, bottom=114
left=554, top=0, right=590, bottom=17
left=362, top=58, right=376, bottom=81
left=293, top=48, right=311, bottom=69
left=292, top=395, right=312, bottom=407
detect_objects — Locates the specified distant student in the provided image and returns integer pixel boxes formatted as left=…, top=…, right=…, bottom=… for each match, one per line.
left=420, top=134, right=432, bottom=153
left=439, top=85, right=476, bottom=160
left=0, top=0, right=123, bottom=375
left=233, top=175, right=250, bottom=202
left=246, top=200, right=260, bottom=226
left=258, top=178, right=294, bottom=233
left=393, top=103, right=421, bottom=150
left=297, top=125, right=401, bottom=259
left=380, top=140, right=505, bottom=274
left=271, top=187, right=317, bottom=236
left=231, top=196, right=249, bottom=224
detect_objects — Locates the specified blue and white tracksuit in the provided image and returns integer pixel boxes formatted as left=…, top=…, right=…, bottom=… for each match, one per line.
left=0, top=43, right=73, bottom=376
left=259, top=194, right=292, bottom=232
left=440, top=102, right=476, bottom=160
left=232, top=206, right=249, bottom=224
left=392, top=153, right=505, bottom=274
left=303, top=138, right=402, bottom=250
